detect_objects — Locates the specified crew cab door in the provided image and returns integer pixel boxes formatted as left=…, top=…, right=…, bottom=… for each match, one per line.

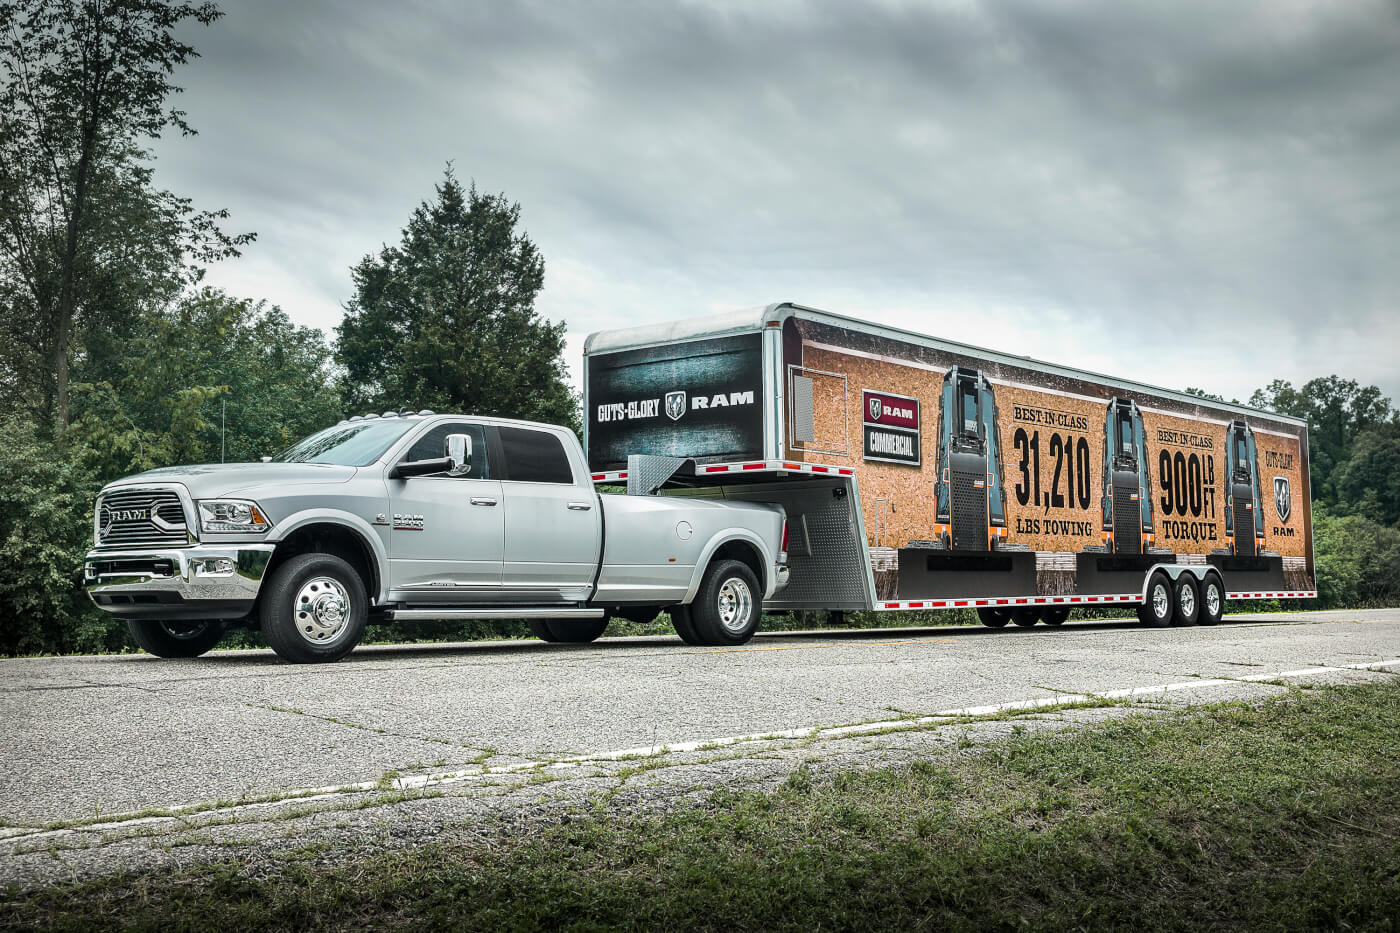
left=386, top=421, right=503, bottom=596
left=497, top=425, right=601, bottom=601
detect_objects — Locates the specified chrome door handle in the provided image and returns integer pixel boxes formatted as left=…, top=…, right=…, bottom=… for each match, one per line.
left=567, top=501, right=593, bottom=511
left=470, top=497, right=497, bottom=507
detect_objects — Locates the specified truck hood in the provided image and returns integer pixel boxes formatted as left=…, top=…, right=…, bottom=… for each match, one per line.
left=103, top=462, right=359, bottom=499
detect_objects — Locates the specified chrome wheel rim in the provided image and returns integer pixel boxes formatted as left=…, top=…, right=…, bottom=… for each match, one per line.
left=1179, top=583, right=1195, bottom=618
left=1206, top=582, right=1222, bottom=618
left=295, top=576, right=351, bottom=644
left=1152, top=584, right=1169, bottom=619
left=717, top=577, right=754, bottom=634
left=160, top=621, right=210, bottom=640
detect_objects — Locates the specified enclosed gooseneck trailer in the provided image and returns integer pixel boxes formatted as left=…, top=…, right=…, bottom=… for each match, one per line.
left=584, top=303, right=1314, bottom=628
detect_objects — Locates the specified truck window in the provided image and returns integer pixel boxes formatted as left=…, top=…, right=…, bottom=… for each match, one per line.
left=499, top=426, right=574, bottom=484
left=401, top=423, right=492, bottom=478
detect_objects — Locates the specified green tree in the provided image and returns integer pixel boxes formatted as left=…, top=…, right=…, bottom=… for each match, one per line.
left=74, top=288, right=343, bottom=479
left=1248, top=376, right=1395, bottom=503
left=336, top=168, right=577, bottom=431
left=0, top=0, right=250, bottom=429
left=1333, top=423, right=1400, bottom=528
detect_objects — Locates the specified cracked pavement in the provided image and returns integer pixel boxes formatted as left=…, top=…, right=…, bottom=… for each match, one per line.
left=1, top=608, right=1397, bottom=888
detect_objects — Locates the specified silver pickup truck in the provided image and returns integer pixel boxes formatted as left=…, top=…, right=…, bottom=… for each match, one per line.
left=83, top=412, right=788, bottom=662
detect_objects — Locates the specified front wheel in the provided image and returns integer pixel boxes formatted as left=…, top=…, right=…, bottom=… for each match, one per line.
left=126, top=619, right=225, bottom=658
left=687, top=559, right=762, bottom=646
left=259, top=553, right=368, bottom=663
left=1137, top=572, right=1173, bottom=627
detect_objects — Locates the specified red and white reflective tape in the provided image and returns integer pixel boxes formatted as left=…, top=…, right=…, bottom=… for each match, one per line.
left=591, top=460, right=856, bottom=484
left=877, top=594, right=1143, bottom=611
left=1227, top=590, right=1317, bottom=600
left=875, top=590, right=1317, bottom=611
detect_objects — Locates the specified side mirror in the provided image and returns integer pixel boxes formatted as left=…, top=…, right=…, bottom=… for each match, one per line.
left=445, top=433, right=472, bottom=476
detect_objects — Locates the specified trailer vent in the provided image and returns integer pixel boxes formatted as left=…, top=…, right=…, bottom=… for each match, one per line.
left=950, top=469, right=987, bottom=551
left=1112, top=485, right=1141, bottom=555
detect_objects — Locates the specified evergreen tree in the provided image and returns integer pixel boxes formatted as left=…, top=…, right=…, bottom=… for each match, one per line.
left=335, top=169, right=577, bottom=432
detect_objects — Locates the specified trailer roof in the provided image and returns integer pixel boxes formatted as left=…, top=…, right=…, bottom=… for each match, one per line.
left=583, top=301, right=1308, bottom=429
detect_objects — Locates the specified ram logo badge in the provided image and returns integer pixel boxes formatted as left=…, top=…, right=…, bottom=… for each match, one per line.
left=665, top=391, right=687, bottom=421
left=1274, top=476, right=1291, bottom=523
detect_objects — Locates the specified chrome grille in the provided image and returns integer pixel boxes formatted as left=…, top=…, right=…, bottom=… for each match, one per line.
left=950, top=469, right=987, bottom=551
left=97, top=489, right=189, bottom=548
left=1112, top=483, right=1141, bottom=555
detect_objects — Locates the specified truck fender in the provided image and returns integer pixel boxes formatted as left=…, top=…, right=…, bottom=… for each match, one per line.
left=271, top=509, right=391, bottom=603
left=683, top=529, right=776, bottom=604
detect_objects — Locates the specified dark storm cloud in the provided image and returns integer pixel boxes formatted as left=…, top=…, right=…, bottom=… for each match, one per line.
left=154, top=0, right=1400, bottom=402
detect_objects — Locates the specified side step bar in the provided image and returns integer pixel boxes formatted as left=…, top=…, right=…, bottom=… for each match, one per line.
left=385, top=607, right=606, bottom=622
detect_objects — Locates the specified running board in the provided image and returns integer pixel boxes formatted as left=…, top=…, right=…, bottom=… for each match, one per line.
left=385, top=607, right=605, bottom=622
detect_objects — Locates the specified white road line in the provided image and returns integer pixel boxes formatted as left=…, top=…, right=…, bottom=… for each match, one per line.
left=9, top=658, right=1398, bottom=846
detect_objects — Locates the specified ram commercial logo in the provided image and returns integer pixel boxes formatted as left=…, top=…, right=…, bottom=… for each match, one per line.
left=1274, top=476, right=1291, bottom=523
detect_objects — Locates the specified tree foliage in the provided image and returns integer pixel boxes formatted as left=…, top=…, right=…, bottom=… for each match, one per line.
left=0, top=0, right=251, bottom=428
left=336, top=168, right=577, bottom=431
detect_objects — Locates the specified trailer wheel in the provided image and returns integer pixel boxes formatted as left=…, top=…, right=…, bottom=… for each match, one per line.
left=669, top=605, right=701, bottom=645
left=1137, top=572, right=1172, bottom=627
left=527, top=620, right=562, bottom=642
left=687, top=559, right=761, bottom=646
left=538, top=619, right=609, bottom=643
left=1198, top=574, right=1225, bottom=626
left=126, top=619, right=226, bottom=659
left=1172, top=576, right=1200, bottom=626
left=1040, top=607, right=1070, bottom=626
left=977, top=608, right=1011, bottom=628
left=1011, top=608, right=1040, bottom=627
left=260, top=553, right=367, bottom=663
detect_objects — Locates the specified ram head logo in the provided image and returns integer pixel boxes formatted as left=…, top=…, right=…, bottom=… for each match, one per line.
left=1273, top=476, right=1291, bottom=523
left=665, top=391, right=686, bottom=422
left=869, top=397, right=883, bottom=422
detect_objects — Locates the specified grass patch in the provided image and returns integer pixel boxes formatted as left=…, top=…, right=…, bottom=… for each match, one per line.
left=6, top=681, right=1400, bottom=931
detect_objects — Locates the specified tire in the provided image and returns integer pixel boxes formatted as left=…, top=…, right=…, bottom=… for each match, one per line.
left=669, top=605, right=702, bottom=645
left=540, top=619, right=609, bottom=644
left=977, top=607, right=1011, bottom=628
left=1040, top=607, right=1070, bottom=626
left=259, top=553, right=368, bottom=664
left=527, top=619, right=561, bottom=642
left=687, top=559, right=762, bottom=646
left=1172, top=575, right=1201, bottom=626
left=126, top=619, right=225, bottom=659
left=1198, top=574, right=1225, bottom=626
left=1137, top=572, right=1173, bottom=627
left=1011, top=608, right=1040, bottom=627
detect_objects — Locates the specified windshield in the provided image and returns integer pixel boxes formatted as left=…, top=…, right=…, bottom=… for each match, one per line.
left=273, top=420, right=418, bottom=466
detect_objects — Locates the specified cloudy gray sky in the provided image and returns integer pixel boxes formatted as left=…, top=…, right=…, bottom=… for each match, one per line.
left=151, top=0, right=1400, bottom=404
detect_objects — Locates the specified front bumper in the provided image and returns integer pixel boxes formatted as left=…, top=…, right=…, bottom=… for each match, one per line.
left=83, top=544, right=275, bottom=620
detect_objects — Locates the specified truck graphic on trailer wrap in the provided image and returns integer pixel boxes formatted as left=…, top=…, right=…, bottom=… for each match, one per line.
left=1095, top=398, right=1168, bottom=556
left=1220, top=419, right=1270, bottom=558
left=931, top=367, right=1009, bottom=551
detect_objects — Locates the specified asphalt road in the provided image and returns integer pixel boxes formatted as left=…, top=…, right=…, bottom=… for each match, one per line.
left=3, top=608, right=1397, bottom=827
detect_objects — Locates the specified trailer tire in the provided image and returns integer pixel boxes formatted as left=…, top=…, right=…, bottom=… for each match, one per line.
left=1040, top=607, right=1070, bottom=626
left=1199, top=574, right=1225, bottom=626
left=1011, top=608, right=1040, bottom=627
left=259, top=553, right=367, bottom=663
left=687, top=559, right=762, bottom=646
left=1172, top=575, right=1201, bottom=626
left=527, top=620, right=562, bottom=642
left=126, top=619, right=226, bottom=659
left=540, top=619, right=609, bottom=643
left=1137, top=572, right=1173, bottom=627
left=977, top=608, right=1011, bottom=628
left=669, top=605, right=701, bottom=645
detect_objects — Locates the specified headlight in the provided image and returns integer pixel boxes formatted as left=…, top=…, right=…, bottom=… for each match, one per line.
left=197, top=499, right=271, bottom=534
